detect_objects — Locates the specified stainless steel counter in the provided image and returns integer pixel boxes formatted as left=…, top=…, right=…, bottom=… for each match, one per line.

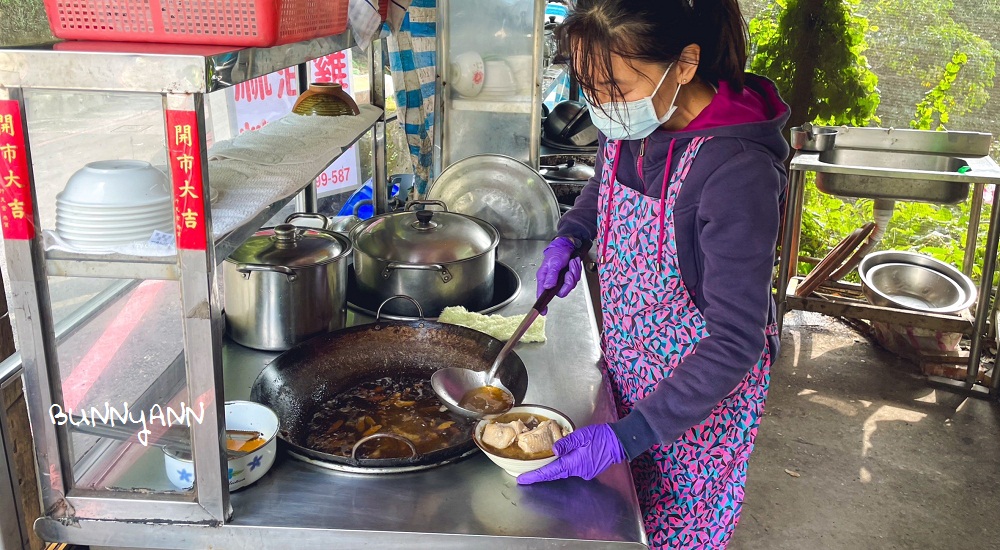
left=36, top=240, right=648, bottom=549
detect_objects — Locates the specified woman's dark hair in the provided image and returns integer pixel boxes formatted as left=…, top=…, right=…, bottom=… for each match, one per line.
left=557, top=0, right=749, bottom=105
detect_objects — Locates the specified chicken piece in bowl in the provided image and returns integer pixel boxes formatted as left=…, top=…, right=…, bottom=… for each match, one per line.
left=473, top=405, right=574, bottom=477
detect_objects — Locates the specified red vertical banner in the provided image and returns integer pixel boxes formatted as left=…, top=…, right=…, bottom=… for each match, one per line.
left=0, top=100, right=35, bottom=240
left=165, top=109, right=208, bottom=251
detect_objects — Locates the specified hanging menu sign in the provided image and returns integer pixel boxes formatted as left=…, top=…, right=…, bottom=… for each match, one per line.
left=165, top=109, right=208, bottom=251
left=0, top=100, right=35, bottom=240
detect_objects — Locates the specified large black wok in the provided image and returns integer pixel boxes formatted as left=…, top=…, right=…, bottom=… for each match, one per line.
left=249, top=317, right=529, bottom=473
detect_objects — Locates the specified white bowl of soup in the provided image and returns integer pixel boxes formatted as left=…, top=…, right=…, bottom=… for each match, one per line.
left=163, top=401, right=278, bottom=492
left=473, top=404, right=575, bottom=477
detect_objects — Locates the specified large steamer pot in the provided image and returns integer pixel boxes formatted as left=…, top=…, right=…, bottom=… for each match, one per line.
left=225, top=223, right=351, bottom=351
left=350, top=202, right=500, bottom=317
left=249, top=307, right=529, bottom=473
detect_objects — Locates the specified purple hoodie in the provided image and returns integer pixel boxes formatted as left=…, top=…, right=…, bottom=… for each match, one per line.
left=557, top=74, right=790, bottom=459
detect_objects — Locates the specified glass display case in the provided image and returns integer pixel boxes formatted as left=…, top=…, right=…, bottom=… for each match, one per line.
left=0, top=33, right=387, bottom=526
left=435, top=0, right=546, bottom=170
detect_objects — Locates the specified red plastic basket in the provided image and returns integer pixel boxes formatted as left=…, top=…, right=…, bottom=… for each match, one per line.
left=43, top=0, right=350, bottom=47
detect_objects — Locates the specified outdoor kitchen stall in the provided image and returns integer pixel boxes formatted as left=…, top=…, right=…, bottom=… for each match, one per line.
left=0, top=0, right=648, bottom=548
left=4, top=0, right=1000, bottom=549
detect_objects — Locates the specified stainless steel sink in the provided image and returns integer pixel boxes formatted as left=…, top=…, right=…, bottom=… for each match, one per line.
left=815, top=148, right=971, bottom=203
left=792, top=127, right=1000, bottom=204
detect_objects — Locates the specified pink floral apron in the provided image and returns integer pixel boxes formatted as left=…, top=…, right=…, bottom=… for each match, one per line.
left=597, top=138, right=775, bottom=549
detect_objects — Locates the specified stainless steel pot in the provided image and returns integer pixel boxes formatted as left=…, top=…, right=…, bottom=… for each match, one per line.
left=224, top=223, right=352, bottom=351
left=350, top=202, right=500, bottom=317
left=286, top=211, right=362, bottom=235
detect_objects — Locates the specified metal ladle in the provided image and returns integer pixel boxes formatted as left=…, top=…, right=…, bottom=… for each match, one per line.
left=432, top=244, right=588, bottom=418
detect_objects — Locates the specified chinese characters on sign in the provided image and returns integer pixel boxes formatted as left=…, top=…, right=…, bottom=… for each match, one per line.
left=311, top=52, right=351, bottom=89
left=165, top=110, right=208, bottom=251
left=0, top=101, right=35, bottom=240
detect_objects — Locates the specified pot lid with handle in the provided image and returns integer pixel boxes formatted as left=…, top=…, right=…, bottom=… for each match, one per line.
left=227, top=224, right=350, bottom=268
left=540, top=159, right=595, bottom=181
left=352, top=207, right=500, bottom=264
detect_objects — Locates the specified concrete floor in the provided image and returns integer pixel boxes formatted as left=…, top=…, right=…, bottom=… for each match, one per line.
left=730, top=311, right=1000, bottom=549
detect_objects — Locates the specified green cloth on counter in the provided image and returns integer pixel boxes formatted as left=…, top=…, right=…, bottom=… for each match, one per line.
left=438, top=306, right=546, bottom=342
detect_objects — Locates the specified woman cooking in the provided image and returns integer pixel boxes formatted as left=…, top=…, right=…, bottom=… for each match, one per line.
left=517, top=0, right=790, bottom=548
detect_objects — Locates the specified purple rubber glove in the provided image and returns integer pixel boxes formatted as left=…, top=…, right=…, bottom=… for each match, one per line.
left=536, top=237, right=582, bottom=314
left=516, top=424, right=626, bottom=485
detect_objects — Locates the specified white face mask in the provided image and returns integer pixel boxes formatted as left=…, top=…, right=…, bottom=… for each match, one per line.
left=585, top=63, right=683, bottom=141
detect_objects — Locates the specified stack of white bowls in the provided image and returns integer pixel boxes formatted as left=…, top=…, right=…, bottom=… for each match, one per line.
left=480, top=59, right=517, bottom=98
left=56, top=160, right=173, bottom=251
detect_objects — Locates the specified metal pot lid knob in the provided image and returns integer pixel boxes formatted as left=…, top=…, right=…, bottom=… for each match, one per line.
left=273, top=224, right=300, bottom=248
left=413, top=209, right=438, bottom=230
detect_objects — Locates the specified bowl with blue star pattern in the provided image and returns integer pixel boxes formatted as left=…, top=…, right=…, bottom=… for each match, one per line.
left=163, top=401, right=279, bottom=491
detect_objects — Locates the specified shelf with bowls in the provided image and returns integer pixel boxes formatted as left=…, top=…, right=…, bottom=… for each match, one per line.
left=449, top=97, right=534, bottom=114
left=45, top=106, right=384, bottom=280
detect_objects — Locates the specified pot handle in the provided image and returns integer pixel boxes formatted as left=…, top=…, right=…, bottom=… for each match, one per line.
left=404, top=199, right=448, bottom=212
left=236, top=263, right=298, bottom=282
left=284, top=212, right=331, bottom=230
left=351, top=432, right=419, bottom=462
left=376, top=295, right=426, bottom=321
left=382, top=262, right=453, bottom=283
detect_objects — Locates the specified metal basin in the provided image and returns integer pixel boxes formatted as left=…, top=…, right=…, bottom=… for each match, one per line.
left=815, top=148, right=970, bottom=203
left=859, top=251, right=977, bottom=315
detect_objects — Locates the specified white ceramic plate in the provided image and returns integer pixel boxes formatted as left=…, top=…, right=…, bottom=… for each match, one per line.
left=55, top=216, right=173, bottom=232
left=56, top=210, right=173, bottom=227
left=56, top=230, right=163, bottom=245
left=56, top=204, right=172, bottom=218
left=57, top=195, right=173, bottom=212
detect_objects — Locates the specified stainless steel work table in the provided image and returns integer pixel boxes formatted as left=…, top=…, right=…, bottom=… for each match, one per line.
left=39, top=239, right=648, bottom=549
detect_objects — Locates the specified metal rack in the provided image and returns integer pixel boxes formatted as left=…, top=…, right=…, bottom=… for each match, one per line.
left=0, top=33, right=389, bottom=528
left=434, top=0, right=547, bottom=170
left=775, top=134, right=1000, bottom=398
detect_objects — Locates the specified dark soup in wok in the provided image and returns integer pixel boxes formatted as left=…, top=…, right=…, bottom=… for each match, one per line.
left=306, top=375, right=476, bottom=459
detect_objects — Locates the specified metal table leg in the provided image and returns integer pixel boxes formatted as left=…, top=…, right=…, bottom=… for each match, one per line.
left=776, top=168, right=805, bottom=334
left=968, top=182, right=1000, bottom=390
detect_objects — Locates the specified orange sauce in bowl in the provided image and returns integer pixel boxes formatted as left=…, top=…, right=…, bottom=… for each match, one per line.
left=459, top=385, right=514, bottom=415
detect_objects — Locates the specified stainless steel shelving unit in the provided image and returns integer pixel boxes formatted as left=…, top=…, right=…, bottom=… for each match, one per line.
left=0, top=33, right=389, bottom=533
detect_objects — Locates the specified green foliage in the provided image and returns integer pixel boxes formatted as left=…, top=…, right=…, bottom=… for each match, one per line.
left=864, top=0, right=998, bottom=122
left=0, top=0, right=55, bottom=47
left=911, top=51, right=969, bottom=130
left=748, top=0, right=880, bottom=127
left=748, top=0, right=998, bottom=285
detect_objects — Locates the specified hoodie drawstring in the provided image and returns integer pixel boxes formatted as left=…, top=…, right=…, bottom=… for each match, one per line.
left=656, top=139, right=676, bottom=271
left=601, top=139, right=675, bottom=271
left=599, top=146, right=623, bottom=263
